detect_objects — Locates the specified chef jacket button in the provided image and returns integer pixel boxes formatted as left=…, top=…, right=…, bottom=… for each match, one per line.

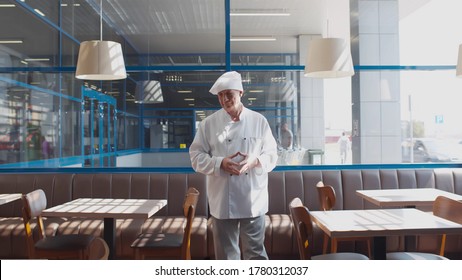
left=230, top=174, right=233, bottom=176
left=245, top=173, right=248, bottom=175
left=228, top=139, right=231, bottom=142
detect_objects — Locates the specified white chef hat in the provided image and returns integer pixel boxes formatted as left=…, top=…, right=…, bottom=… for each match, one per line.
left=209, top=71, right=243, bottom=95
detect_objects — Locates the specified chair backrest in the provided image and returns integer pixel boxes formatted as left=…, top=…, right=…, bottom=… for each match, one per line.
left=181, top=187, right=200, bottom=260
left=316, top=181, right=336, bottom=211
left=289, top=197, right=313, bottom=260
left=183, top=187, right=200, bottom=217
left=21, top=189, right=47, bottom=258
left=432, top=195, right=462, bottom=256
left=433, top=196, right=462, bottom=223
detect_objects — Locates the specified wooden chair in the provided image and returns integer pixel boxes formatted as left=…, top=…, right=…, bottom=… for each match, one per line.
left=289, top=197, right=369, bottom=260
left=131, top=187, right=199, bottom=259
left=316, top=181, right=372, bottom=258
left=387, top=195, right=462, bottom=260
left=21, top=189, right=96, bottom=259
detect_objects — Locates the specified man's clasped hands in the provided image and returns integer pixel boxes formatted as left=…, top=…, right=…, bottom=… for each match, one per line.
left=221, top=152, right=260, bottom=175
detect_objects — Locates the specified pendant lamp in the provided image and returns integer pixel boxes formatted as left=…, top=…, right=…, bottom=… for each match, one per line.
left=75, top=0, right=126, bottom=80
left=304, top=37, right=354, bottom=78
left=457, top=44, right=462, bottom=78
left=304, top=2, right=354, bottom=79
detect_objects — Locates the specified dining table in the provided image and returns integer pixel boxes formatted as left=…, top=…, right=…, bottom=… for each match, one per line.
left=356, top=188, right=462, bottom=251
left=356, top=188, right=462, bottom=208
left=309, top=208, right=462, bottom=260
left=43, top=198, right=167, bottom=259
left=0, top=193, right=22, bottom=205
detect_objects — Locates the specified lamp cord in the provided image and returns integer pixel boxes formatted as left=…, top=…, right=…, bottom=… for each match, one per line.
left=325, top=0, right=329, bottom=38
left=100, top=0, right=103, bottom=41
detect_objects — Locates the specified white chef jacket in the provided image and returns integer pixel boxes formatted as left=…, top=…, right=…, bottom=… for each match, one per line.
left=189, top=107, right=278, bottom=219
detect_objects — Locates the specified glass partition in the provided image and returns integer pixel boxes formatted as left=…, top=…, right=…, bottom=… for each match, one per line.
left=61, top=97, right=81, bottom=159
left=1, top=0, right=462, bottom=168
left=0, top=74, right=61, bottom=164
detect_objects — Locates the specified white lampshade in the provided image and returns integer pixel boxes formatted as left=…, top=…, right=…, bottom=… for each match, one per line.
left=75, top=40, right=127, bottom=80
left=135, top=80, right=164, bottom=104
left=457, top=44, right=462, bottom=78
left=304, top=38, right=354, bottom=78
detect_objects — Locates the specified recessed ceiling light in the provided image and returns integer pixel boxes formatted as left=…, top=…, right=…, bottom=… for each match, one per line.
left=230, top=10, right=290, bottom=16
left=34, top=9, right=45, bottom=17
left=0, top=4, right=15, bottom=8
left=0, top=40, right=23, bottom=44
left=24, top=58, right=50, bottom=62
left=231, top=37, right=276, bottom=42
left=178, top=90, right=192, bottom=93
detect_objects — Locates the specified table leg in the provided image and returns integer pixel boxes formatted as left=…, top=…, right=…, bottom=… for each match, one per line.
left=104, top=218, right=116, bottom=260
left=403, top=205, right=416, bottom=252
left=373, top=236, right=386, bottom=260
left=404, top=235, right=416, bottom=251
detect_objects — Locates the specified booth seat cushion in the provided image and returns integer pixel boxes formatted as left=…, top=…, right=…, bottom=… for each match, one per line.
left=266, top=214, right=296, bottom=258
left=0, top=217, right=27, bottom=258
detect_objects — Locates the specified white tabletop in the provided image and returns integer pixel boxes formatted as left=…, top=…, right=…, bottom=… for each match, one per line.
left=356, top=188, right=462, bottom=207
left=310, top=208, right=462, bottom=239
left=0, top=193, right=22, bottom=205
left=43, top=198, right=167, bottom=219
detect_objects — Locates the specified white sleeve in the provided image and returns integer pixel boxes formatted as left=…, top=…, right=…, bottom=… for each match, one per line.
left=255, top=119, right=278, bottom=174
left=189, top=120, right=223, bottom=176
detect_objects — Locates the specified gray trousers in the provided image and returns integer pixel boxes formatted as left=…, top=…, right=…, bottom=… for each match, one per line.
left=211, top=215, right=268, bottom=260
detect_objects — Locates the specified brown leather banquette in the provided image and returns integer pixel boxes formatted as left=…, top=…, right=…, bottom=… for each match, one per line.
left=1, top=167, right=462, bottom=259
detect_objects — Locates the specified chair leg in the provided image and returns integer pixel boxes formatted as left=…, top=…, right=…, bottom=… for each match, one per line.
left=322, top=233, right=329, bottom=254
left=366, top=239, right=372, bottom=259
left=439, top=234, right=446, bottom=256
